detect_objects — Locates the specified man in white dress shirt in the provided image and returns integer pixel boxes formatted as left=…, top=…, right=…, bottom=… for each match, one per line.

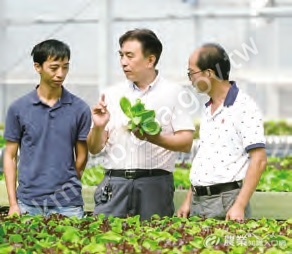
left=177, top=43, right=267, bottom=220
left=87, top=29, right=195, bottom=220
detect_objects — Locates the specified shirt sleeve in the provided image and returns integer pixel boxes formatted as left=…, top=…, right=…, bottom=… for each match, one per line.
left=4, top=104, right=22, bottom=142
left=236, top=98, right=266, bottom=153
left=171, top=85, right=196, bottom=132
left=77, top=104, right=92, bottom=141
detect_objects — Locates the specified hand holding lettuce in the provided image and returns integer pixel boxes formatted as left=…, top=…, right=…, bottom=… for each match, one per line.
left=120, top=97, right=162, bottom=135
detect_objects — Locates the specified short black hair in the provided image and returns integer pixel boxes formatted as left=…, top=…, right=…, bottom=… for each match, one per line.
left=197, top=43, right=230, bottom=80
left=31, top=39, right=70, bottom=66
left=119, top=28, right=163, bottom=66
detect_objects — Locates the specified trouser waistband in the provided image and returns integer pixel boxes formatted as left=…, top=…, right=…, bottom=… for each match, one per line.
left=105, top=169, right=171, bottom=179
left=192, top=180, right=243, bottom=196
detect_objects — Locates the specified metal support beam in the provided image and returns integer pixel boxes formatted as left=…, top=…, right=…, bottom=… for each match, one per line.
left=4, top=7, right=292, bottom=26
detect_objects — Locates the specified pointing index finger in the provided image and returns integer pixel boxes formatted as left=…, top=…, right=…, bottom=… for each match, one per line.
left=99, top=93, right=107, bottom=107
left=100, top=94, right=105, bottom=102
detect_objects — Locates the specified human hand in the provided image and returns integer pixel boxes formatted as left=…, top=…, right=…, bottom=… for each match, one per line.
left=176, top=200, right=191, bottom=218
left=91, top=94, right=110, bottom=128
left=8, top=204, right=21, bottom=216
left=132, top=128, right=160, bottom=144
left=225, top=203, right=245, bottom=221
left=132, top=128, right=147, bottom=140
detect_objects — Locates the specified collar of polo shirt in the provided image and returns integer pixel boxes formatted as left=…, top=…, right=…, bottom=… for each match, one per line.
left=31, top=85, right=72, bottom=105
left=205, top=81, right=239, bottom=108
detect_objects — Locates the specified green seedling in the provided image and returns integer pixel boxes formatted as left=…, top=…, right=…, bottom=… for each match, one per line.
left=120, top=97, right=161, bottom=135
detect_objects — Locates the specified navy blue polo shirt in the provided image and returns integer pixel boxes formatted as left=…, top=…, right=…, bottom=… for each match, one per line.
left=4, top=86, right=91, bottom=207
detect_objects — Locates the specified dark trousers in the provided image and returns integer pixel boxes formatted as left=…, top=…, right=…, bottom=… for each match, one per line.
left=93, top=173, right=175, bottom=221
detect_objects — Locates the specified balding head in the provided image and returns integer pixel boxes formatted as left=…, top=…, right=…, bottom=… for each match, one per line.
left=196, top=43, right=230, bottom=80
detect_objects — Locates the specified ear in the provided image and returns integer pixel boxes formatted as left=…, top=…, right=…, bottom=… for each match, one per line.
left=147, top=54, right=156, bottom=68
left=207, top=69, right=215, bottom=78
left=34, top=63, right=42, bottom=74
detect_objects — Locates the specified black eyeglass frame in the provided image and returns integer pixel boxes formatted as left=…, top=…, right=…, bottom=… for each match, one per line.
left=187, top=70, right=207, bottom=80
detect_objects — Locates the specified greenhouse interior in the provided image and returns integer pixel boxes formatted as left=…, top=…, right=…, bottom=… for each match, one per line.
left=0, top=0, right=291, bottom=253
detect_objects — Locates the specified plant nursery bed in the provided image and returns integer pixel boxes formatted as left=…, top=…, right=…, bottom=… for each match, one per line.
left=0, top=213, right=291, bottom=253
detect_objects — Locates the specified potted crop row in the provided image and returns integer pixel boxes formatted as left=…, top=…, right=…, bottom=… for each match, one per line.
left=0, top=212, right=291, bottom=253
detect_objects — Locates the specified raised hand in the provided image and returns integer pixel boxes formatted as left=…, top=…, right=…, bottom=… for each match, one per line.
left=91, top=94, right=110, bottom=128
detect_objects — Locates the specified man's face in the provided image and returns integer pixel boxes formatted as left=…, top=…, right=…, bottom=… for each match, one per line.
left=35, top=56, right=69, bottom=88
left=119, top=39, right=153, bottom=83
left=188, top=49, right=211, bottom=94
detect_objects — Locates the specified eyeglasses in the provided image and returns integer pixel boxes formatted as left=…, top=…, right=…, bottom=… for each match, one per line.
left=187, top=70, right=205, bottom=80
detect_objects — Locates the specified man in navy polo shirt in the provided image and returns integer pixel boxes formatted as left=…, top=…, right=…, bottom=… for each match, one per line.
left=177, top=43, right=267, bottom=220
left=4, top=39, right=91, bottom=218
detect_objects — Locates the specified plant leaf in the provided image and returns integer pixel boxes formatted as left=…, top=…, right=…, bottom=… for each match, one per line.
left=81, top=243, right=106, bottom=253
left=136, top=110, right=155, bottom=122
left=127, top=121, right=137, bottom=131
left=141, top=120, right=161, bottom=135
left=0, top=243, right=14, bottom=253
left=120, top=97, right=132, bottom=118
left=61, top=227, right=80, bottom=243
left=132, top=117, right=142, bottom=126
left=131, top=99, right=145, bottom=115
left=9, top=234, right=23, bottom=243
left=98, top=231, right=123, bottom=243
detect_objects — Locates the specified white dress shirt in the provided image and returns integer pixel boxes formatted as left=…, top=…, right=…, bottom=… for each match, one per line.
left=99, top=73, right=195, bottom=171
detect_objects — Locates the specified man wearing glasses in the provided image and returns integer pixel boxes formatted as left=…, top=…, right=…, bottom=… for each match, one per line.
left=177, top=43, right=267, bottom=220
